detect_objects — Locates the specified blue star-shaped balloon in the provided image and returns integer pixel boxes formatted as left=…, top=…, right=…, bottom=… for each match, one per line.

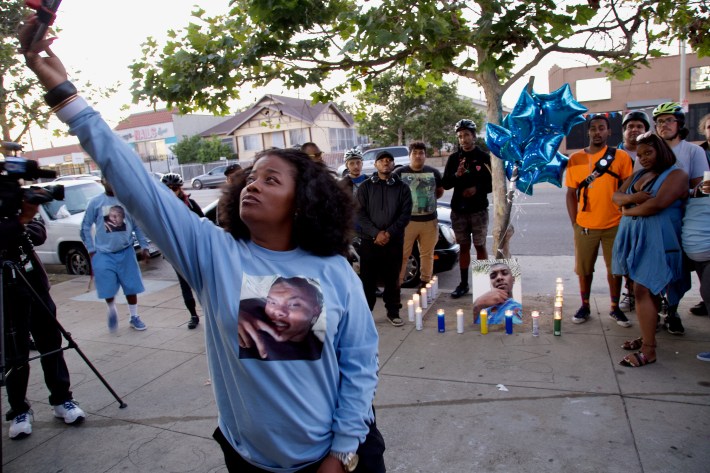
left=486, top=82, right=587, bottom=194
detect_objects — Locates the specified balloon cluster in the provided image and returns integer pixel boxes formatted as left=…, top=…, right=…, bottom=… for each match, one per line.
left=486, top=84, right=587, bottom=195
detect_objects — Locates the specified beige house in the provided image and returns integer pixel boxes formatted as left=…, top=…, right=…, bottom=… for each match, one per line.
left=200, top=94, right=360, bottom=162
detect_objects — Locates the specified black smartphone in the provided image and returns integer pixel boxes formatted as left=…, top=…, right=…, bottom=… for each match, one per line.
left=25, top=0, right=62, bottom=47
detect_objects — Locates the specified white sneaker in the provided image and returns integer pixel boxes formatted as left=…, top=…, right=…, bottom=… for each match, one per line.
left=618, top=293, right=635, bottom=312
left=9, top=411, right=33, bottom=439
left=53, top=400, right=86, bottom=425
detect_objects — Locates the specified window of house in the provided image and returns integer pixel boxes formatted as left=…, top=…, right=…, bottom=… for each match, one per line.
left=328, top=128, right=356, bottom=151
left=270, top=131, right=285, bottom=148
left=221, top=137, right=235, bottom=152
left=243, top=134, right=261, bottom=151
left=289, top=128, right=308, bottom=146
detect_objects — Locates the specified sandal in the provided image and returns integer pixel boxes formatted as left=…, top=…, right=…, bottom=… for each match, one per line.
left=619, top=351, right=656, bottom=367
left=621, top=337, right=643, bottom=351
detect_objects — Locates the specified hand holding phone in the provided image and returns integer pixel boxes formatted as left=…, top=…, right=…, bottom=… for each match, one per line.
left=24, top=0, right=62, bottom=47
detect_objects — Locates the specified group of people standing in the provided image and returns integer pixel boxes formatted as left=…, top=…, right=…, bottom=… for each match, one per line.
left=340, top=120, right=493, bottom=327
left=14, top=17, right=709, bottom=473
left=565, top=103, right=710, bottom=368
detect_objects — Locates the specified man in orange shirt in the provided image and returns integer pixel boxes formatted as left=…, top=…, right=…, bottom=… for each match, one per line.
left=565, top=115, right=634, bottom=326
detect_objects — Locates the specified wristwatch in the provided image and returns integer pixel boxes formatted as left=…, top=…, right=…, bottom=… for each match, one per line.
left=329, top=451, right=359, bottom=472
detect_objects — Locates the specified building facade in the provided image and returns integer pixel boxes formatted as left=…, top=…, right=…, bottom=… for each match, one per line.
left=200, top=94, right=363, bottom=162
left=549, top=52, right=710, bottom=153
left=114, top=109, right=231, bottom=172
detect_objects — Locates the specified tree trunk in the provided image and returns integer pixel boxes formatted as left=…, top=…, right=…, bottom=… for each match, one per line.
left=479, top=74, right=513, bottom=259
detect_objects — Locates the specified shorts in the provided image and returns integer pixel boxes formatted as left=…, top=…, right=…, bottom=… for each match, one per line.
left=573, top=223, right=618, bottom=276
left=451, top=209, right=489, bottom=246
left=92, top=246, right=145, bottom=299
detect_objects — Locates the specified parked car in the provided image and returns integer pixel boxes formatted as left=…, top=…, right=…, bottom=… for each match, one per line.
left=53, top=174, right=102, bottom=183
left=336, top=146, right=410, bottom=176
left=150, top=172, right=165, bottom=183
left=26, top=179, right=161, bottom=275
left=191, top=165, right=229, bottom=189
left=202, top=199, right=458, bottom=288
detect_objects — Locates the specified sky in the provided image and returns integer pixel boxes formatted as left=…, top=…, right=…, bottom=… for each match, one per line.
left=23, top=0, right=600, bottom=150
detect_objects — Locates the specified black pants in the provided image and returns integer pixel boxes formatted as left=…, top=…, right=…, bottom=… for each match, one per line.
left=213, top=418, right=386, bottom=473
left=359, top=238, right=403, bottom=316
left=174, top=268, right=197, bottom=315
left=3, top=267, right=72, bottom=420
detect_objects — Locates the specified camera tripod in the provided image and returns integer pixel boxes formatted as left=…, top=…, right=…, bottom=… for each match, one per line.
left=0, top=258, right=126, bottom=462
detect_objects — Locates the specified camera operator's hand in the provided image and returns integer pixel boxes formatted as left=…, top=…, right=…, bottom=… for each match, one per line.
left=19, top=201, right=40, bottom=225
left=18, top=15, right=68, bottom=91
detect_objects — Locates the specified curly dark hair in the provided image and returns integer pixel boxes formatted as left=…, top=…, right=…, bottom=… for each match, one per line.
left=219, top=148, right=355, bottom=257
left=635, top=132, right=676, bottom=173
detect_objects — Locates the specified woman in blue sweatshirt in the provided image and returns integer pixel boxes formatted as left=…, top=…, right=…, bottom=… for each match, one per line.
left=20, top=18, right=383, bottom=473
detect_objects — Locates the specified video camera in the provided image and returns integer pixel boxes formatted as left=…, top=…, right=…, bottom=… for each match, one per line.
left=0, top=141, right=64, bottom=219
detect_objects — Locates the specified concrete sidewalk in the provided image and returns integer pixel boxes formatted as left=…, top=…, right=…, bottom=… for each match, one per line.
left=2, top=259, right=709, bottom=473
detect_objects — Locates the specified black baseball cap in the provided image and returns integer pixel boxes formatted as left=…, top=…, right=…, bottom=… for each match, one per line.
left=375, top=151, right=394, bottom=162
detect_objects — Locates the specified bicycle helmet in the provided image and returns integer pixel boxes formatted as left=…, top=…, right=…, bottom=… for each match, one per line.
left=343, top=148, right=363, bottom=162
left=455, top=119, right=477, bottom=134
left=652, top=102, right=685, bottom=127
left=622, top=110, right=650, bottom=131
left=161, top=172, right=184, bottom=187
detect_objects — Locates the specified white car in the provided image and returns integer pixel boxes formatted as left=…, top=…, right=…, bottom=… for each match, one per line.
left=336, top=146, right=410, bottom=176
left=52, top=174, right=102, bottom=183
left=27, top=179, right=160, bottom=275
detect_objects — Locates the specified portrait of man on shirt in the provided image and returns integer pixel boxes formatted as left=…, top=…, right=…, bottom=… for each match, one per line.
left=238, top=275, right=326, bottom=361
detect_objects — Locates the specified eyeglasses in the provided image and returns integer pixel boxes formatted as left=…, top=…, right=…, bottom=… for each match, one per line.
left=655, top=118, right=679, bottom=126
left=307, top=152, right=323, bottom=158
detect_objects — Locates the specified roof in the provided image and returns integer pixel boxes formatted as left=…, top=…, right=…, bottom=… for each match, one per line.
left=114, top=109, right=177, bottom=131
left=22, top=144, right=85, bottom=160
left=200, top=94, right=354, bottom=136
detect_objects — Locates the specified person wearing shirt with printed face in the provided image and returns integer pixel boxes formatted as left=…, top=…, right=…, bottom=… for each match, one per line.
left=81, top=177, right=151, bottom=333
left=19, top=20, right=383, bottom=473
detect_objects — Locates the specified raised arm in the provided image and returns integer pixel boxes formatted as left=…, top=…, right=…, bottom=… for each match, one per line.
left=18, top=17, right=215, bottom=294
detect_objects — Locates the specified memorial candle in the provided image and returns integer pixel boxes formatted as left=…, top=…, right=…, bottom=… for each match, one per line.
left=480, top=309, right=488, bottom=334
left=553, top=301, right=562, bottom=336
left=407, top=300, right=415, bottom=322
left=456, top=309, right=464, bottom=333
left=505, top=310, right=514, bottom=334
left=437, top=309, right=445, bottom=332
left=531, top=310, right=540, bottom=336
